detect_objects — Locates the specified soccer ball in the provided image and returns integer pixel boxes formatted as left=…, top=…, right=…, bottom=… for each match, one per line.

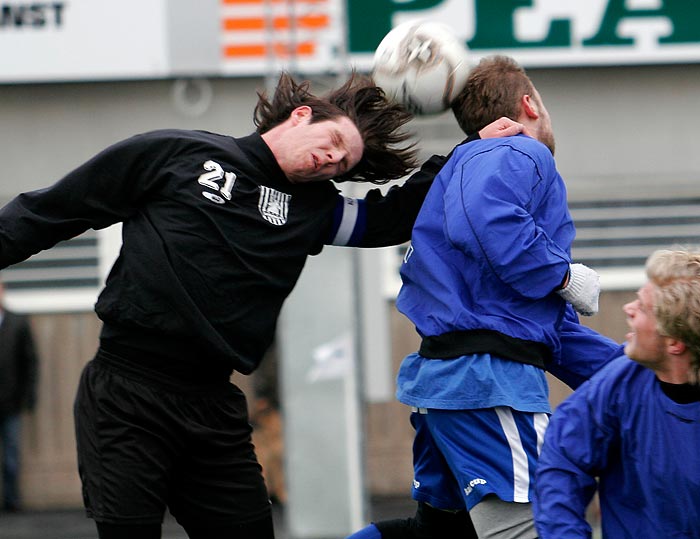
left=372, top=20, right=470, bottom=116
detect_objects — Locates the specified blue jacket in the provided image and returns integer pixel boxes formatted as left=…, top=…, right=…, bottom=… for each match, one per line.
left=397, top=135, right=573, bottom=359
left=534, top=356, right=700, bottom=538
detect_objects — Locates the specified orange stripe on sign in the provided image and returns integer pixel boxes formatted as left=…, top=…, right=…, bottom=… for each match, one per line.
left=223, top=41, right=316, bottom=58
left=224, top=44, right=266, bottom=56
left=284, top=14, right=329, bottom=29
left=223, top=18, right=265, bottom=30
left=223, top=14, right=329, bottom=31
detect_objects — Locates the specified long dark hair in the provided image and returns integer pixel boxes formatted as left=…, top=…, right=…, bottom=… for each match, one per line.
left=254, top=72, right=418, bottom=184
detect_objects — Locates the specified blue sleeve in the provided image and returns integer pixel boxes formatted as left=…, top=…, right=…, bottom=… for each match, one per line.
left=534, top=362, right=622, bottom=538
left=443, top=144, right=571, bottom=299
left=547, top=306, right=625, bottom=389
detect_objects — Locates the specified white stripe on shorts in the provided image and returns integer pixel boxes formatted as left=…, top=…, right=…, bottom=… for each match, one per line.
left=494, top=406, right=530, bottom=503
left=534, top=412, right=549, bottom=455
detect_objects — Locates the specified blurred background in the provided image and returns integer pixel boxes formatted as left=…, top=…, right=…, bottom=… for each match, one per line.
left=1, top=1, right=699, bottom=537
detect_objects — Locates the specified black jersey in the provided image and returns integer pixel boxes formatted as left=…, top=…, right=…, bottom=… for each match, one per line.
left=0, top=129, right=447, bottom=377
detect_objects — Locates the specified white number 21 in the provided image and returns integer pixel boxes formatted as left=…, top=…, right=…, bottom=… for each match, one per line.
left=197, top=160, right=236, bottom=202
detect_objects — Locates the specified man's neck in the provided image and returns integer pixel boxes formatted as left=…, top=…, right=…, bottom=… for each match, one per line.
left=653, top=353, right=694, bottom=385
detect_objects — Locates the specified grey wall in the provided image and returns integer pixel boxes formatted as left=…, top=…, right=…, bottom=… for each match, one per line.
left=534, top=64, right=700, bottom=199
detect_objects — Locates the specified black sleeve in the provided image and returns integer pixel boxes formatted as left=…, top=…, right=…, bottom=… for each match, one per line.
left=358, top=154, right=447, bottom=247
left=358, top=131, right=481, bottom=248
left=0, top=131, right=174, bottom=269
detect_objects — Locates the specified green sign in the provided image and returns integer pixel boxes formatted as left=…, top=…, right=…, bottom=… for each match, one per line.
left=348, top=0, right=700, bottom=65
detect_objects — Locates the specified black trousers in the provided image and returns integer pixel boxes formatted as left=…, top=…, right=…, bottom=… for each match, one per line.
left=74, top=349, right=272, bottom=535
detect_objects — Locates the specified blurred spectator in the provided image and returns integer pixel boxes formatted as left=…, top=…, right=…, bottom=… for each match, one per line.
left=0, top=275, right=39, bottom=513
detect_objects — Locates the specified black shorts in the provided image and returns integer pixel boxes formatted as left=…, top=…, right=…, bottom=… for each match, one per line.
left=73, top=349, right=271, bottom=528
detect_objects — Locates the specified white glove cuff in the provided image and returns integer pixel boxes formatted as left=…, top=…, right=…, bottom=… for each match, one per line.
left=556, top=263, right=600, bottom=316
left=560, top=266, right=588, bottom=299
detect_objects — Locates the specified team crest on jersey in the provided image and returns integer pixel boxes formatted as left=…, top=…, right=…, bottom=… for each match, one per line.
left=258, top=186, right=291, bottom=226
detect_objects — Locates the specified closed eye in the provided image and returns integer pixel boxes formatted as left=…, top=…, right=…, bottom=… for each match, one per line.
left=332, top=130, right=349, bottom=173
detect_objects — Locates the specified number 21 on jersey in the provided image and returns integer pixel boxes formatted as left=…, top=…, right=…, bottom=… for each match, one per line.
left=197, top=160, right=236, bottom=204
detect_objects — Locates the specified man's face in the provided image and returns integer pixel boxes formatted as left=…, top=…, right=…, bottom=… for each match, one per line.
left=275, top=107, right=364, bottom=184
left=532, top=89, right=556, bottom=155
left=623, top=282, right=667, bottom=367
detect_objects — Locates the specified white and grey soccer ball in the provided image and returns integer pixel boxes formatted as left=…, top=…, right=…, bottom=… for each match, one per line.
left=372, top=20, right=470, bottom=116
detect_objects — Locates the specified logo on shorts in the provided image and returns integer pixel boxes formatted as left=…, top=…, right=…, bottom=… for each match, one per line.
left=413, top=479, right=421, bottom=489
left=258, top=186, right=291, bottom=226
left=464, top=478, right=487, bottom=496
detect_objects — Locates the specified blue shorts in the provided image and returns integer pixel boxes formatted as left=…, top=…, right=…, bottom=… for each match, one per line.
left=410, top=407, right=549, bottom=510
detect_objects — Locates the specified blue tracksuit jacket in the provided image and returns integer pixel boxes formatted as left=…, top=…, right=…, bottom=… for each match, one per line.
left=534, top=356, right=700, bottom=538
left=397, top=134, right=573, bottom=359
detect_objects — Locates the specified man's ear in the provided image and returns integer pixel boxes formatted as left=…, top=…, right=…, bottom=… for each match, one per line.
left=521, top=95, right=539, bottom=120
left=666, top=337, right=688, bottom=357
left=291, top=105, right=312, bottom=124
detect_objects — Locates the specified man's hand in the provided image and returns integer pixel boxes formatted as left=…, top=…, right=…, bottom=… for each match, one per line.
left=478, top=117, right=532, bottom=139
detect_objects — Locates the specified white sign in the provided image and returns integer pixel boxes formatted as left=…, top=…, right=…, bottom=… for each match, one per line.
left=307, top=332, right=354, bottom=383
left=0, top=1, right=169, bottom=83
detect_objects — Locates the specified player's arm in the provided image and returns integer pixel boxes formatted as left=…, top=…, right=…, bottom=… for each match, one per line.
left=329, top=151, right=449, bottom=247
left=534, top=367, right=622, bottom=538
left=547, top=305, right=625, bottom=389
left=445, top=144, right=571, bottom=299
left=326, top=117, right=524, bottom=247
left=0, top=133, right=169, bottom=269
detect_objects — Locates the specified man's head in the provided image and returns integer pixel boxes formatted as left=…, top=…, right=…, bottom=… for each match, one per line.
left=624, top=248, right=700, bottom=383
left=255, top=72, right=418, bottom=185
left=451, top=55, right=555, bottom=155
